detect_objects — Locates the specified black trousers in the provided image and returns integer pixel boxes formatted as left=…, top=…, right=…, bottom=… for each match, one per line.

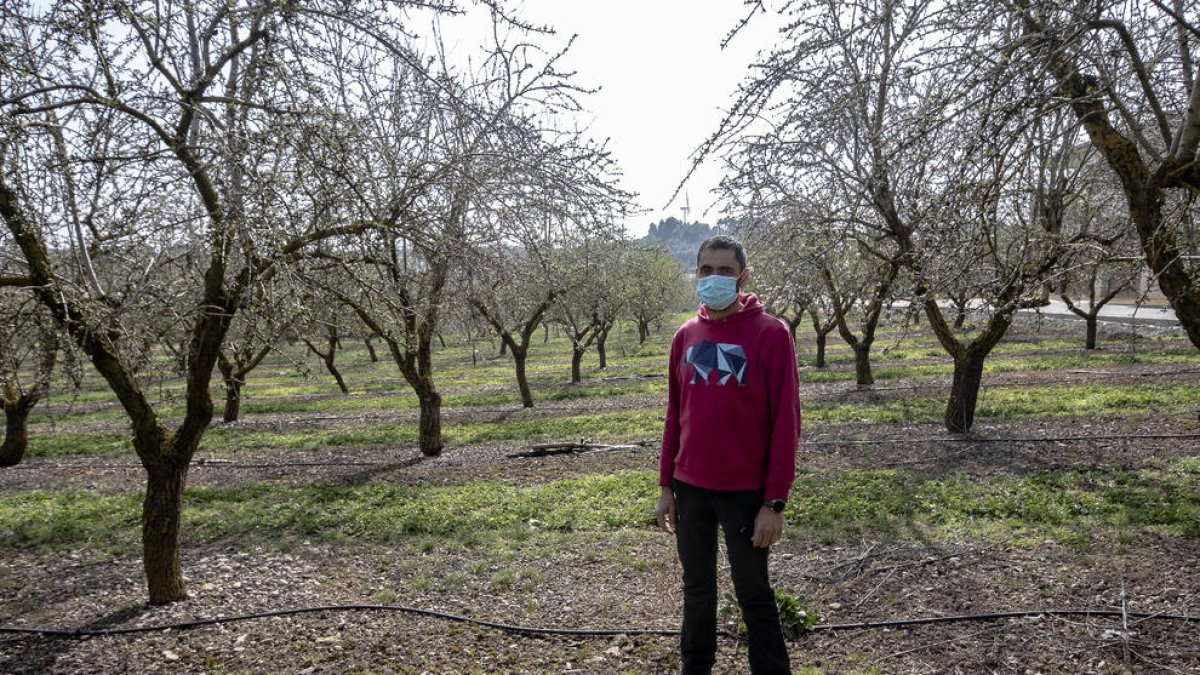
left=672, top=479, right=791, bottom=675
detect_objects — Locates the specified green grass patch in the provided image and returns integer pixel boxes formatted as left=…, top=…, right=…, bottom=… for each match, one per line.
left=0, top=490, right=142, bottom=549
left=26, top=381, right=1197, bottom=458
left=27, top=432, right=132, bottom=458
left=3, top=467, right=1195, bottom=551
left=791, top=467, right=1200, bottom=543
left=807, top=382, right=1200, bottom=425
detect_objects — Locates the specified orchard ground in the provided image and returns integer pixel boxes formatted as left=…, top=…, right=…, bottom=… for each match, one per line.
left=2, top=313, right=1199, bottom=674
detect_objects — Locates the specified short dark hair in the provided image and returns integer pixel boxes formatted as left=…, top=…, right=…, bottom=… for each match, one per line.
left=696, top=235, right=746, bottom=272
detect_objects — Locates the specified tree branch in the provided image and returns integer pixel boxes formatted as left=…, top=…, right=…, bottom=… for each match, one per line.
left=1088, top=19, right=1173, bottom=149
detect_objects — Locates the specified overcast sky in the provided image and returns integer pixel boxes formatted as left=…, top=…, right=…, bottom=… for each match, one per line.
left=441, top=1, right=779, bottom=238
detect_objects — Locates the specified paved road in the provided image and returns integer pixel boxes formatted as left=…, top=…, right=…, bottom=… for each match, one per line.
left=1021, top=299, right=1179, bottom=327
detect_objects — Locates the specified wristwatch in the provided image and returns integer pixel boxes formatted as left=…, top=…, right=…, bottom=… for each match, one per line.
left=764, top=499, right=786, bottom=513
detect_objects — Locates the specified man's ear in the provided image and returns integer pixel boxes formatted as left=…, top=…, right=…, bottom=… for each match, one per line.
left=738, top=267, right=751, bottom=290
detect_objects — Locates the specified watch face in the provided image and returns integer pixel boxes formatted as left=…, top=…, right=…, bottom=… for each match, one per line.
left=768, top=500, right=785, bottom=512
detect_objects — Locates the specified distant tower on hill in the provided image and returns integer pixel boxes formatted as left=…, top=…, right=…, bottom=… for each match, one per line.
left=681, top=191, right=691, bottom=225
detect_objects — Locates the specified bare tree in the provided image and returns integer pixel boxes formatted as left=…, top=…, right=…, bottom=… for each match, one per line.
left=551, top=238, right=628, bottom=383
left=1054, top=157, right=1144, bottom=349
left=0, top=0, right=453, bottom=603
left=711, top=0, right=1129, bottom=432
left=914, top=107, right=1082, bottom=431
left=0, top=298, right=64, bottom=466
left=624, top=246, right=688, bottom=346
left=467, top=244, right=559, bottom=408
left=1002, top=0, right=1200, bottom=348
left=317, top=11, right=627, bottom=451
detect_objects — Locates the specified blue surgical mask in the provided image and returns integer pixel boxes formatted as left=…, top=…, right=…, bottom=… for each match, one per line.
left=696, top=274, right=739, bottom=310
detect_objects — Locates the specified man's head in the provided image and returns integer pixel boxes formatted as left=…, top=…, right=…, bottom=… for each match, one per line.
left=696, top=235, right=746, bottom=275
left=695, top=235, right=750, bottom=312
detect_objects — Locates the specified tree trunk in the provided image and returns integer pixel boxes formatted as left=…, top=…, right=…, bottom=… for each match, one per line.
left=953, top=305, right=967, bottom=329
left=944, top=355, right=986, bottom=433
left=0, top=395, right=37, bottom=467
left=571, top=347, right=585, bottom=384
left=416, top=387, right=442, bottom=457
left=786, top=316, right=802, bottom=344
left=498, top=340, right=508, bottom=357
left=638, top=320, right=649, bottom=345
left=222, top=378, right=243, bottom=423
left=596, top=338, right=608, bottom=369
left=304, top=337, right=350, bottom=394
left=364, top=337, right=378, bottom=362
left=326, top=355, right=349, bottom=395
left=1127, top=186, right=1200, bottom=349
left=815, top=333, right=828, bottom=369
left=514, top=346, right=534, bottom=408
left=853, top=342, right=874, bottom=387
left=1085, top=316, right=1098, bottom=350
left=142, top=456, right=189, bottom=604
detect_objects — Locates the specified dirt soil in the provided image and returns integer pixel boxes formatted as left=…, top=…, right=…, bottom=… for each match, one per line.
left=2, top=332, right=1200, bottom=674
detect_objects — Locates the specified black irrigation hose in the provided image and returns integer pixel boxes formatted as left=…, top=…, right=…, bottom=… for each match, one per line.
left=1, top=606, right=1198, bottom=640
left=0, top=605, right=675, bottom=638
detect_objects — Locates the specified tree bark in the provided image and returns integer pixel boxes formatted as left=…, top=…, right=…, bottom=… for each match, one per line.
left=222, top=379, right=243, bottom=423
left=571, top=347, right=585, bottom=384
left=1085, top=316, right=1098, bottom=350
left=416, top=386, right=442, bottom=456
left=596, top=327, right=610, bottom=369
left=953, top=305, right=968, bottom=329
left=141, top=454, right=189, bottom=604
left=304, top=334, right=349, bottom=394
left=924, top=292, right=1018, bottom=434
left=513, top=345, right=534, bottom=408
left=944, top=355, right=986, bottom=433
left=785, top=315, right=803, bottom=344
left=815, top=333, right=828, bottom=369
left=637, top=319, right=650, bottom=345
left=364, top=337, right=378, bottom=362
left=327, top=360, right=349, bottom=395
left=852, top=342, right=874, bottom=387
left=0, top=394, right=38, bottom=467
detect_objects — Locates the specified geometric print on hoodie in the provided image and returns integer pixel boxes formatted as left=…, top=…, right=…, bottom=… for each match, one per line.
left=684, top=340, right=747, bottom=385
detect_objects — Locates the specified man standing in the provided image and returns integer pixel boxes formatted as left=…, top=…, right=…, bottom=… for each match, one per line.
left=656, top=235, right=801, bottom=675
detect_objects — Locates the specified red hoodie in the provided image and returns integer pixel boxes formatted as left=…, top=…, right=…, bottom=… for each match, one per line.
left=659, top=293, right=801, bottom=501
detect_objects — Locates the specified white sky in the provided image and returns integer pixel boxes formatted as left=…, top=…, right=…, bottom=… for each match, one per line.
left=440, top=1, right=779, bottom=238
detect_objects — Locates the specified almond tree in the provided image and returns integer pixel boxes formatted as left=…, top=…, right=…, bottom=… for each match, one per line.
left=711, top=0, right=1096, bottom=429
left=467, top=243, right=559, bottom=408
left=0, top=298, right=64, bottom=466
left=218, top=279, right=303, bottom=421
left=914, top=107, right=1083, bottom=431
left=1053, top=156, right=1144, bottom=349
left=318, top=17, right=628, bottom=451
left=551, top=237, right=629, bottom=383
left=1003, top=0, right=1200, bottom=349
left=0, top=0, right=453, bottom=603
left=624, top=246, right=688, bottom=346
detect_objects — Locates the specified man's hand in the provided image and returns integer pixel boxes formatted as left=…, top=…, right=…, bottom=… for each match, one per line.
left=752, top=507, right=784, bottom=548
left=655, top=488, right=676, bottom=535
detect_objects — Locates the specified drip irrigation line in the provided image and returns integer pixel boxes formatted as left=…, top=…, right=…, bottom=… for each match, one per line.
left=1, top=605, right=1197, bottom=640
left=0, top=605, right=675, bottom=638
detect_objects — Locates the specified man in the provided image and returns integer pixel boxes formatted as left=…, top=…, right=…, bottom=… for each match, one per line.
left=655, top=234, right=801, bottom=675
